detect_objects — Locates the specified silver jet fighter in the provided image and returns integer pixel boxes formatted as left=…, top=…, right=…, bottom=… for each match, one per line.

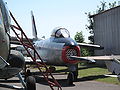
left=25, top=12, right=102, bottom=85
left=29, top=11, right=120, bottom=85
left=12, top=11, right=120, bottom=86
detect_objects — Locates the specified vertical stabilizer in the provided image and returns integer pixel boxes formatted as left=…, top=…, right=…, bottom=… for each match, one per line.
left=31, top=11, right=38, bottom=39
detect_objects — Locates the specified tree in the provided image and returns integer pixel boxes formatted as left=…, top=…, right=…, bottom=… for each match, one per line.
left=85, top=12, right=94, bottom=44
left=74, top=31, right=84, bottom=43
left=74, top=31, right=90, bottom=56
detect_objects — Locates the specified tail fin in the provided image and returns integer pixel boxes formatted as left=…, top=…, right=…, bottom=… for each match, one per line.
left=31, top=11, right=38, bottom=39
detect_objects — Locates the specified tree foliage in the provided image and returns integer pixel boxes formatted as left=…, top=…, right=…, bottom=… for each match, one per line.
left=96, top=1, right=117, bottom=13
left=74, top=31, right=91, bottom=56
left=74, top=31, right=84, bottom=43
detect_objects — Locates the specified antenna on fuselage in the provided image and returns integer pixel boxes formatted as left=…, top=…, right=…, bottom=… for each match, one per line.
left=31, top=10, right=38, bottom=40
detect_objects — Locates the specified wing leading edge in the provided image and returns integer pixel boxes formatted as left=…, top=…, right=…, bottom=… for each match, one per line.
left=77, top=43, right=104, bottom=49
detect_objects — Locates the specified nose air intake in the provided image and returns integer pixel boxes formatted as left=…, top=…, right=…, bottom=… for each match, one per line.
left=62, top=46, right=80, bottom=64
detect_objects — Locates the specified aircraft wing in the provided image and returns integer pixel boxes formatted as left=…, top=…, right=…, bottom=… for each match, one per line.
left=70, top=55, right=120, bottom=64
left=77, top=43, right=104, bottom=49
left=71, top=55, right=120, bottom=79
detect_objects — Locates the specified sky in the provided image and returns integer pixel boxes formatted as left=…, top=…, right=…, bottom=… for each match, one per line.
left=5, top=0, right=118, bottom=42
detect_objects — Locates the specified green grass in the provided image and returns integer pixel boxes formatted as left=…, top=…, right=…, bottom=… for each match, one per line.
left=55, top=64, right=120, bottom=85
left=79, top=66, right=120, bottom=85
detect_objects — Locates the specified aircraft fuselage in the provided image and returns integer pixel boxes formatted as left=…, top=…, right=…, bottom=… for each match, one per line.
left=34, top=37, right=80, bottom=66
left=0, top=0, right=10, bottom=60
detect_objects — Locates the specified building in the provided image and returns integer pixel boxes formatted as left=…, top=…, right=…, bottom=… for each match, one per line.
left=91, top=6, right=120, bottom=56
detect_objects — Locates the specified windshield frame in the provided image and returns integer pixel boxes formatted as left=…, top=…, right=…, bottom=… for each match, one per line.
left=55, top=28, right=70, bottom=38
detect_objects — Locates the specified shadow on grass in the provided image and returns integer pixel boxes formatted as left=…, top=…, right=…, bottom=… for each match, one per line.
left=77, top=75, right=109, bottom=82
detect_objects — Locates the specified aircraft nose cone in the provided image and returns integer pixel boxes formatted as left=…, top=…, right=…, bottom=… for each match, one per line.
left=64, top=38, right=77, bottom=46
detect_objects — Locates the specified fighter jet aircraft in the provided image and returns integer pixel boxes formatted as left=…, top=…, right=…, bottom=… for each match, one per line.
left=0, top=0, right=36, bottom=90
left=10, top=11, right=101, bottom=85
left=11, top=11, right=120, bottom=86
left=19, top=11, right=118, bottom=85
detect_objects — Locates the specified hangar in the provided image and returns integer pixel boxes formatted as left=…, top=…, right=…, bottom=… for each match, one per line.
left=91, top=6, right=120, bottom=56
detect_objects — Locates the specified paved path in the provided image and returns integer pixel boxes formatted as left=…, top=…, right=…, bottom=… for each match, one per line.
left=0, top=73, right=120, bottom=90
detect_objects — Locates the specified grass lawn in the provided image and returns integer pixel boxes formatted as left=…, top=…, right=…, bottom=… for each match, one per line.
left=79, top=66, right=120, bottom=85
left=55, top=64, right=120, bottom=85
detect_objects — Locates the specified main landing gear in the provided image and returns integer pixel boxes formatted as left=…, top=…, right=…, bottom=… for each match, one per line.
left=67, top=64, right=78, bottom=85
left=67, top=71, right=78, bottom=85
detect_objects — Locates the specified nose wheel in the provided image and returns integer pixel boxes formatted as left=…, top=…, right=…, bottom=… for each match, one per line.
left=17, top=72, right=36, bottom=90
left=25, top=69, right=36, bottom=90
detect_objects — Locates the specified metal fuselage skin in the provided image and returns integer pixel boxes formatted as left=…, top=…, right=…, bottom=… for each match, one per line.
left=34, top=37, right=80, bottom=66
left=0, top=0, right=25, bottom=79
left=0, top=0, right=10, bottom=60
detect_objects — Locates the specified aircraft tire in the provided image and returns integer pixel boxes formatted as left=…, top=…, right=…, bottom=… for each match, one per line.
left=26, top=76, right=36, bottom=90
left=67, top=72, right=74, bottom=85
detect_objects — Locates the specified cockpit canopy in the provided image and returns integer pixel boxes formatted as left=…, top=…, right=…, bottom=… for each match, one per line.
left=51, top=27, right=70, bottom=38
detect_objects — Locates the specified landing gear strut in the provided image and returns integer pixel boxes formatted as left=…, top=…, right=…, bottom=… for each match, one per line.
left=67, top=71, right=78, bottom=85
left=67, top=72, right=74, bottom=85
left=72, top=70, right=78, bottom=81
left=67, top=64, right=78, bottom=85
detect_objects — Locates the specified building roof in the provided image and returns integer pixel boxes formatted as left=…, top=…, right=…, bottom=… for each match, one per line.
left=90, top=5, right=120, bottom=18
